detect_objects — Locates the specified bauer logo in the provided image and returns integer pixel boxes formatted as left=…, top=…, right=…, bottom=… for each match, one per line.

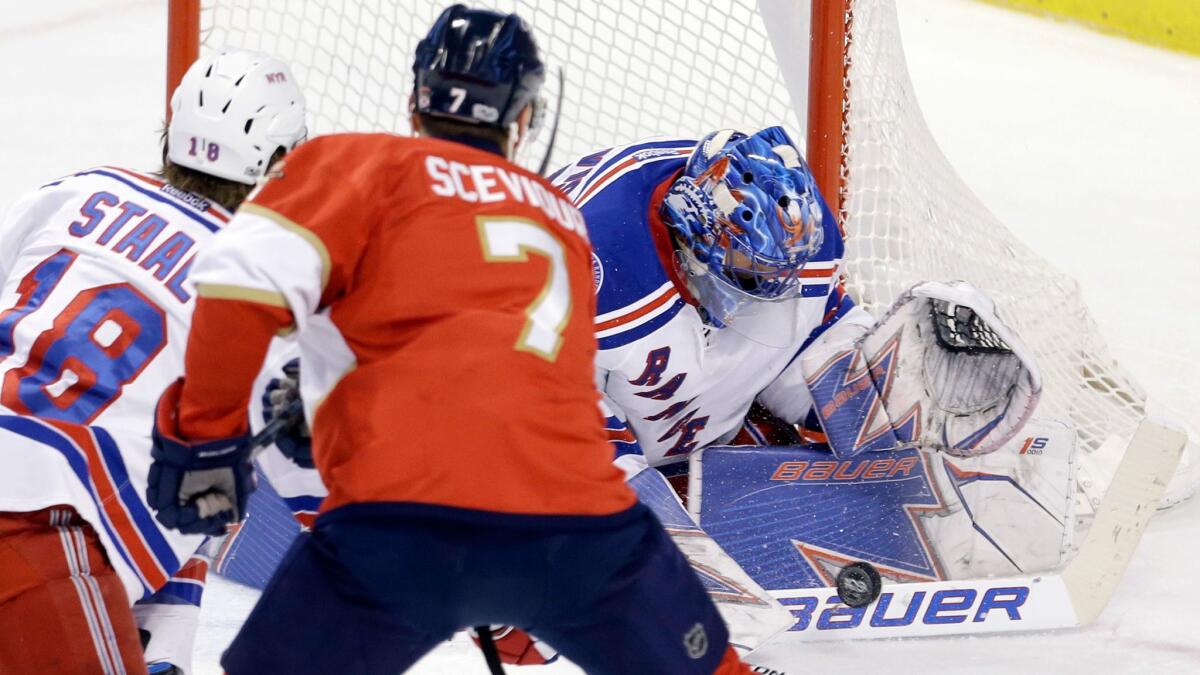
left=769, top=456, right=920, bottom=482
left=778, top=585, right=1029, bottom=632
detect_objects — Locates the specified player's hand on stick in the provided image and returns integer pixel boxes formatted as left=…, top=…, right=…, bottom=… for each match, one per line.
left=261, top=358, right=313, bottom=468
left=146, top=379, right=257, bottom=536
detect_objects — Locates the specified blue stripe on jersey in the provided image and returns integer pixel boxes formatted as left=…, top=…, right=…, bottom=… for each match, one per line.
left=574, top=138, right=696, bottom=196
left=0, top=416, right=150, bottom=594
left=605, top=415, right=645, bottom=459
left=76, top=169, right=222, bottom=234
left=92, top=427, right=180, bottom=575
left=150, top=580, right=205, bottom=606
left=0, top=416, right=179, bottom=596
left=281, top=495, right=324, bottom=513
left=585, top=157, right=687, bottom=317
left=597, top=298, right=686, bottom=351
left=791, top=286, right=857, bottom=364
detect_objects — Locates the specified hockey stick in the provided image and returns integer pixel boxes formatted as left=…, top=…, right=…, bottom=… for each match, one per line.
left=248, top=399, right=304, bottom=459
left=536, top=67, right=565, bottom=176
left=746, top=419, right=1186, bottom=646
left=250, top=403, right=509, bottom=674
left=473, top=626, right=506, bottom=675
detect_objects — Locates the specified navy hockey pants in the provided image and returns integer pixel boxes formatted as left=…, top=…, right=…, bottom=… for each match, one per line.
left=221, top=501, right=731, bottom=674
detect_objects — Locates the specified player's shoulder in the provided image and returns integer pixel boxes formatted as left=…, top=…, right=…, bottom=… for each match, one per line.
left=550, top=139, right=696, bottom=351
left=34, top=165, right=231, bottom=232
left=551, top=137, right=695, bottom=207
left=284, top=132, right=410, bottom=167
left=590, top=215, right=687, bottom=350
left=284, top=133, right=541, bottom=184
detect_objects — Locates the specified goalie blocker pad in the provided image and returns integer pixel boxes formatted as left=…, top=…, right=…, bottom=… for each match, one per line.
left=802, top=281, right=1041, bottom=459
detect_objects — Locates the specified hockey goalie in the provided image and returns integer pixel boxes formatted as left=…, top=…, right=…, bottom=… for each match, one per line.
left=456, top=126, right=1061, bottom=664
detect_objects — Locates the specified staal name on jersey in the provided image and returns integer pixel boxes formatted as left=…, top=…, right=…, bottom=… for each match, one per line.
left=68, top=190, right=196, bottom=302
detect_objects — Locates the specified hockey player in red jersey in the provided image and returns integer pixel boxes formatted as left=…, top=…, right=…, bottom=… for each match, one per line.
left=145, top=5, right=754, bottom=674
left=0, top=49, right=308, bottom=674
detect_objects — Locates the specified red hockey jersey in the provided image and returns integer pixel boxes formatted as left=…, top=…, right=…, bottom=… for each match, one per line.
left=177, top=134, right=635, bottom=517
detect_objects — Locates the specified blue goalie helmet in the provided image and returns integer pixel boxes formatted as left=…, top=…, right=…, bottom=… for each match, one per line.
left=412, top=4, right=546, bottom=131
left=661, top=127, right=826, bottom=327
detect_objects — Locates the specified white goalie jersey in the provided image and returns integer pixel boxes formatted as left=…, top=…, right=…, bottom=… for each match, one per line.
left=550, top=139, right=875, bottom=469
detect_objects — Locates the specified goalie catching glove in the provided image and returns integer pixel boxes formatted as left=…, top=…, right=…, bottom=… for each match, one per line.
left=802, top=281, right=1041, bottom=458
left=146, top=379, right=258, bottom=536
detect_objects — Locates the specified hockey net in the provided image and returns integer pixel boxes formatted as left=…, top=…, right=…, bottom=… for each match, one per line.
left=171, top=0, right=1196, bottom=506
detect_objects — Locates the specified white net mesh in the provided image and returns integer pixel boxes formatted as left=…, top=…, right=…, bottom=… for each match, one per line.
left=199, top=0, right=803, bottom=172
left=196, top=0, right=1194, bottom=504
left=838, top=1, right=1194, bottom=506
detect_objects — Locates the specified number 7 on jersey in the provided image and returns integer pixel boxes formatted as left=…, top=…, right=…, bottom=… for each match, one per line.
left=477, top=217, right=572, bottom=362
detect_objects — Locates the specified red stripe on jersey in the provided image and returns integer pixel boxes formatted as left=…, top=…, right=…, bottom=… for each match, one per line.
left=606, top=427, right=638, bottom=443
left=800, top=266, right=837, bottom=278
left=171, top=556, right=209, bottom=582
left=594, top=286, right=678, bottom=333
left=293, top=512, right=318, bottom=531
left=47, top=421, right=169, bottom=590
left=577, top=148, right=691, bottom=204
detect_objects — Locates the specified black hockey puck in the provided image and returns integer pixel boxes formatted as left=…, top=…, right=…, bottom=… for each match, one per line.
left=835, top=561, right=882, bottom=608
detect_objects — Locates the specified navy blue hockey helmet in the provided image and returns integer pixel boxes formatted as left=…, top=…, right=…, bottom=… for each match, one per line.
left=412, top=5, right=546, bottom=130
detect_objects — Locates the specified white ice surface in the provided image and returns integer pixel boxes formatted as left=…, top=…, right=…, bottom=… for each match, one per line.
left=1, top=0, right=1197, bottom=672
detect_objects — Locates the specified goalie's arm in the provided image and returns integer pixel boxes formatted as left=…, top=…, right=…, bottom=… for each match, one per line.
left=757, top=282, right=874, bottom=426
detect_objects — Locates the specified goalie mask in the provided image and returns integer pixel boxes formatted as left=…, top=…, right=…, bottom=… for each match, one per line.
left=662, top=127, right=826, bottom=329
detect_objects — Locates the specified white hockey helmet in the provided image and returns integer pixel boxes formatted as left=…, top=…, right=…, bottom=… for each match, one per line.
left=168, top=48, right=307, bottom=185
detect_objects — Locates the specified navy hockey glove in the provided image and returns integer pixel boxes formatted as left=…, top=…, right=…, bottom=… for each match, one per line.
left=146, top=379, right=257, bottom=536
left=260, top=358, right=313, bottom=469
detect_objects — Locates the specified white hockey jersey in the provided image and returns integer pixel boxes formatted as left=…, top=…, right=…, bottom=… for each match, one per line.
left=550, top=140, right=875, bottom=469
left=0, top=166, right=228, bottom=600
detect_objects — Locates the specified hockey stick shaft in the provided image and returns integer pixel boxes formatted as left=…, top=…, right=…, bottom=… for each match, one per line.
left=754, top=419, right=1186, bottom=644
left=248, top=399, right=304, bottom=459
left=473, top=626, right=506, bottom=675
left=536, top=67, right=565, bottom=176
